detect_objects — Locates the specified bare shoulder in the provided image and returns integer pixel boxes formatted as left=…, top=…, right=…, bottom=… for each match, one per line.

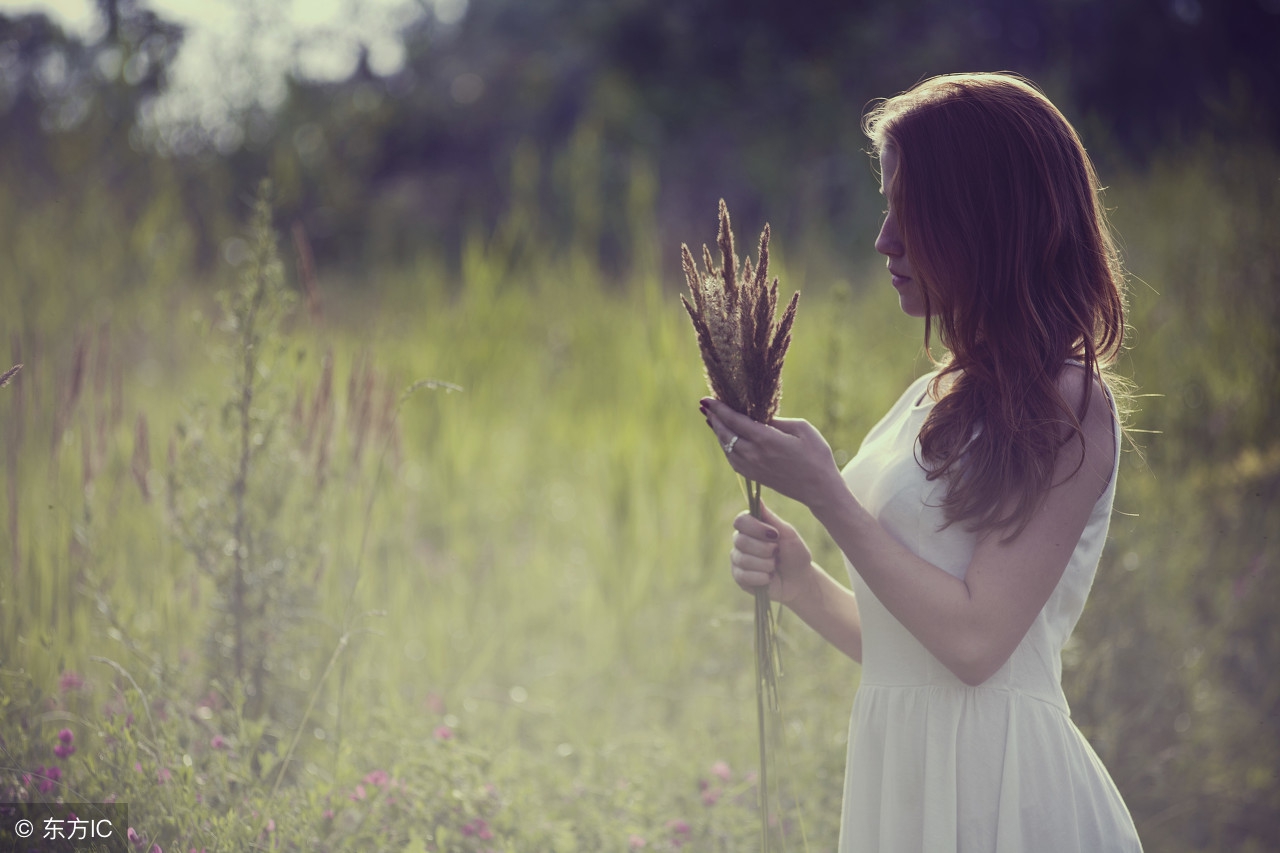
left=1058, top=363, right=1114, bottom=425
left=1056, top=363, right=1116, bottom=488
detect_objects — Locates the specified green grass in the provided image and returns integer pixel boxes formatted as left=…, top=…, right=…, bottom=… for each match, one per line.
left=2, top=141, right=1278, bottom=851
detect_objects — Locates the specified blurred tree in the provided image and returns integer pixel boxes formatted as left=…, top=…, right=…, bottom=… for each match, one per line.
left=5, top=0, right=1278, bottom=274
left=237, top=0, right=1280, bottom=274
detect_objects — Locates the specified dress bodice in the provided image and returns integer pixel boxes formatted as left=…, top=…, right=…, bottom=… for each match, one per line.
left=840, top=368, right=1120, bottom=708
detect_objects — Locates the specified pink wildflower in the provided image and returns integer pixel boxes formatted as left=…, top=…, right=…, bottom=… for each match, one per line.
left=59, top=671, right=85, bottom=691
left=434, top=725, right=454, bottom=741
left=150, top=845, right=162, bottom=853
left=127, top=827, right=143, bottom=847
left=322, top=809, right=335, bottom=820
left=210, top=735, right=227, bottom=750
left=363, top=769, right=390, bottom=787
left=157, top=767, right=172, bottom=784
left=54, top=730, right=76, bottom=759
left=37, top=766, right=59, bottom=794
left=629, top=834, right=647, bottom=849
left=475, top=820, right=493, bottom=841
left=701, top=787, right=722, bottom=807
left=710, top=760, right=732, bottom=782
left=350, top=784, right=367, bottom=801
left=666, top=819, right=691, bottom=835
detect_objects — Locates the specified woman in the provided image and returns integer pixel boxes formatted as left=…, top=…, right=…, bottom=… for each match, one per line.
left=701, top=73, right=1143, bottom=851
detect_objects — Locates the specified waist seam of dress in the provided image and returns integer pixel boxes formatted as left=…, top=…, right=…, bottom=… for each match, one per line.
left=855, top=682, right=1069, bottom=715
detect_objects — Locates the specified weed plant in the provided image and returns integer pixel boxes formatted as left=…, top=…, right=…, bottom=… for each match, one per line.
left=167, top=183, right=322, bottom=728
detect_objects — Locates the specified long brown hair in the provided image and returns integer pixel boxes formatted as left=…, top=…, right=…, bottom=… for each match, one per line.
left=863, top=73, right=1126, bottom=538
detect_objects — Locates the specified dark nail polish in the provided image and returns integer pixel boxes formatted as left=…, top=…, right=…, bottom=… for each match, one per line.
left=766, top=529, right=779, bottom=541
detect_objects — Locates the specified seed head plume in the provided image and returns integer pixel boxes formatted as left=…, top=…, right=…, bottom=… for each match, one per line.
left=681, top=199, right=800, bottom=424
left=678, top=199, right=802, bottom=853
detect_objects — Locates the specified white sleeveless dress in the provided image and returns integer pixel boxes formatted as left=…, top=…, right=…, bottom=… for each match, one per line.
left=837, top=369, right=1143, bottom=852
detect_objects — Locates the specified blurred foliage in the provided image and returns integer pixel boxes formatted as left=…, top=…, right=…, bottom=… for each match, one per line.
left=1061, top=141, right=1280, bottom=852
left=1, top=0, right=1278, bottom=273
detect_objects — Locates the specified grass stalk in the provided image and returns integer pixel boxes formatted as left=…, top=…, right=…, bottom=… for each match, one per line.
left=746, top=475, right=784, bottom=850
left=269, top=377, right=461, bottom=810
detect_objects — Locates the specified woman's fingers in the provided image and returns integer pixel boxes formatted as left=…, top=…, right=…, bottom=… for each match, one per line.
left=730, top=541, right=775, bottom=590
left=701, top=398, right=776, bottom=458
left=732, top=531, right=776, bottom=561
left=731, top=510, right=778, bottom=591
left=732, top=563, right=773, bottom=590
left=702, top=407, right=737, bottom=459
left=733, top=509, right=779, bottom=541
left=731, top=544, right=774, bottom=573
left=701, top=397, right=758, bottom=434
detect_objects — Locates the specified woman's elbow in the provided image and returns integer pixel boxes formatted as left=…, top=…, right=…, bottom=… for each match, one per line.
left=952, top=662, right=1000, bottom=687
left=944, top=637, right=1011, bottom=686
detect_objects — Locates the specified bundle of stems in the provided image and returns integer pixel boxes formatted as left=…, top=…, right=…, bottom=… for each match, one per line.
left=681, top=199, right=799, bottom=851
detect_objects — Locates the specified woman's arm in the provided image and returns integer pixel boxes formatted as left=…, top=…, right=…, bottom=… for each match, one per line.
left=704, top=369, right=1115, bottom=686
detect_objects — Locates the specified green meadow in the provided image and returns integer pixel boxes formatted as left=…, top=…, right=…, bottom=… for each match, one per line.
left=2, top=142, right=1278, bottom=851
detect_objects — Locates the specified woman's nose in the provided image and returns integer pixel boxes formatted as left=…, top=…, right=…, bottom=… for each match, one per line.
left=875, top=214, right=902, bottom=257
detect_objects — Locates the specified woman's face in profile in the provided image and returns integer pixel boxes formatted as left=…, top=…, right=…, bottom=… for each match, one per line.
left=875, top=146, right=928, bottom=318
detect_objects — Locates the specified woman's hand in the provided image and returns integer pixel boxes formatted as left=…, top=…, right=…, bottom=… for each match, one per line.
left=730, top=503, right=815, bottom=607
left=700, top=397, right=846, bottom=514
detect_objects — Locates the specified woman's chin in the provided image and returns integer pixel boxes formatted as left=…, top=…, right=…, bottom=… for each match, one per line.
left=894, top=288, right=928, bottom=318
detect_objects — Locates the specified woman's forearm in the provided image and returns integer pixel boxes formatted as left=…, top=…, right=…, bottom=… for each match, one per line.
left=807, top=481, right=989, bottom=683
left=805, top=472, right=1088, bottom=687
left=785, top=561, right=863, bottom=664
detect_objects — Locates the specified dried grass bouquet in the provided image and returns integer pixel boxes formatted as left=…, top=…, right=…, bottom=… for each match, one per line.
left=681, top=199, right=801, bottom=851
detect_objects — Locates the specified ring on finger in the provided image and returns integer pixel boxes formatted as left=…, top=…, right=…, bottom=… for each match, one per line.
left=722, top=434, right=739, bottom=454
